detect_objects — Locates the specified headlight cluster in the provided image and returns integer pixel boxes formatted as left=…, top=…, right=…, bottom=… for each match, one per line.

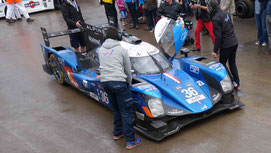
left=148, top=99, right=164, bottom=117
left=220, top=74, right=233, bottom=93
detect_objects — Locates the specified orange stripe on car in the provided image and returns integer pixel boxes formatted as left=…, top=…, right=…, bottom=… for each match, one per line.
left=142, top=106, right=154, bottom=118
left=63, top=65, right=80, bottom=88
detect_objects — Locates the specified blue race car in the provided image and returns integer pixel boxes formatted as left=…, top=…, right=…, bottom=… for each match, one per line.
left=40, top=21, right=243, bottom=141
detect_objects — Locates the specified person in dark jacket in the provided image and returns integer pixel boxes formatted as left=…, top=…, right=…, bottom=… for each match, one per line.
left=143, top=0, right=157, bottom=31
left=209, top=0, right=240, bottom=90
left=61, top=0, right=86, bottom=53
left=157, top=0, right=184, bottom=20
left=190, top=0, right=215, bottom=52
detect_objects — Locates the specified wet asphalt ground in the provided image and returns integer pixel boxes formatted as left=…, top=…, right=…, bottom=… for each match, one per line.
left=0, top=0, right=271, bottom=152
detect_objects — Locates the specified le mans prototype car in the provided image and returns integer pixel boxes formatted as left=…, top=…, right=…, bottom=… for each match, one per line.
left=40, top=18, right=244, bottom=141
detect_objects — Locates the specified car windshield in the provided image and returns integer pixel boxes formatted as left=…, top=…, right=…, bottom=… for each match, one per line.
left=131, top=53, right=172, bottom=75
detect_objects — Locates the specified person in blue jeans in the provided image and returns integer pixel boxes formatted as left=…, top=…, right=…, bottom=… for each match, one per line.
left=98, top=27, right=142, bottom=150
left=266, top=0, right=271, bottom=53
left=255, top=0, right=268, bottom=46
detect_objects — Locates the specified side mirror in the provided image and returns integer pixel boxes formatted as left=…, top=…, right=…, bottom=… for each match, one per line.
left=180, top=48, right=190, bottom=57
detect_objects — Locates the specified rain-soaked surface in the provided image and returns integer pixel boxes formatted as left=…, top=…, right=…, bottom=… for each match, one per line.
left=0, top=0, right=271, bottom=152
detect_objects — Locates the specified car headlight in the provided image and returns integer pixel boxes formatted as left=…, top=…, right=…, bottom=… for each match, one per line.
left=220, top=74, right=233, bottom=93
left=148, top=99, right=164, bottom=117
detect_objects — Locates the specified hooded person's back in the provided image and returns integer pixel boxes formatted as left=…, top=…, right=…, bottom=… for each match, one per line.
left=98, top=39, right=132, bottom=85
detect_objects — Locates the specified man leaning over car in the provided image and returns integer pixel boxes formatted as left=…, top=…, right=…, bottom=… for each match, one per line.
left=98, top=27, right=142, bottom=150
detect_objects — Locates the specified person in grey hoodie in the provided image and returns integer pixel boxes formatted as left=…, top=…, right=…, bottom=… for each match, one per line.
left=98, top=27, right=142, bottom=150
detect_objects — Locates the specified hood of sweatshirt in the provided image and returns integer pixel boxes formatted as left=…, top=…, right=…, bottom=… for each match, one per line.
left=102, top=39, right=120, bottom=49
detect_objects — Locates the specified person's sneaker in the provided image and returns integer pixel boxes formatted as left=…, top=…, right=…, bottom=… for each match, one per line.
left=255, top=41, right=260, bottom=45
left=135, top=24, right=139, bottom=29
left=191, top=48, right=200, bottom=52
left=232, top=81, right=241, bottom=91
left=26, top=18, right=34, bottom=22
left=122, top=21, right=126, bottom=26
left=6, top=19, right=15, bottom=23
left=113, top=134, right=124, bottom=140
left=150, top=28, right=154, bottom=33
left=129, top=24, right=135, bottom=29
left=126, top=138, right=142, bottom=150
left=262, top=42, right=267, bottom=47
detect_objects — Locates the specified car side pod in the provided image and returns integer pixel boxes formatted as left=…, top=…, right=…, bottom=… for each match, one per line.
left=42, top=64, right=53, bottom=75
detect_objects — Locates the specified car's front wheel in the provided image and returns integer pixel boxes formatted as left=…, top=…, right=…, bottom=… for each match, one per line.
left=49, top=54, right=66, bottom=85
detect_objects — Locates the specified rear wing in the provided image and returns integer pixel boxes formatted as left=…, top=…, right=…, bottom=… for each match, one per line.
left=41, top=24, right=106, bottom=51
left=41, top=24, right=142, bottom=51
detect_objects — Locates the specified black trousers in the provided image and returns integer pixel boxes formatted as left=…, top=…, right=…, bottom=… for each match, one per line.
left=127, top=2, right=138, bottom=25
left=104, top=2, right=118, bottom=28
left=145, top=9, right=156, bottom=28
left=219, top=45, right=240, bottom=86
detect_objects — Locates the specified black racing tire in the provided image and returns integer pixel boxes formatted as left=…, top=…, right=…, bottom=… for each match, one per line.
left=49, top=54, right=66, bottom=85
left=246, top=0, right=254, bottom=18
left=236, top=0, right=254, bottom=18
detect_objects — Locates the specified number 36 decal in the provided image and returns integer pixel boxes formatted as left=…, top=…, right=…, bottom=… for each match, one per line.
left=181, top=87, right=199, bottom=98
left=97, top=90, right=109, bottom=104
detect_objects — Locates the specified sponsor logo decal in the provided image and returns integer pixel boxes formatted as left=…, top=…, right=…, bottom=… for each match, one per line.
left=209, top=63, right=221, bottom=70
left=212, top=93, right=220, bottom=101
left=196, top=80, right=205, bottom=86
left=168, top=109, right=184, bottom=115
left=186, top=83, right=193, bottom=87
left=58, top=57, right=65, bottom=65
left=164, top=72, right=182, bottom=84
left=201, top=104, right=207, bottom=110
left=190, top=65, right=199, bottom=74
left=209, top=63, right=224, bottom=71
left=89, top=92, right=99, bottom=101
left=174, top=86, right=182, bottom=90
left=186, top=94, right=206, bottom=104
left=138, top=84, right=157, bottom=92
left=25, top=1, right=40, bottom=8
left=181, top=31, right=188, bottom=41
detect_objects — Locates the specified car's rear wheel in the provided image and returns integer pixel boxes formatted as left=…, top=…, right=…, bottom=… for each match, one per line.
left=49, top=54, right=66, bottom=85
